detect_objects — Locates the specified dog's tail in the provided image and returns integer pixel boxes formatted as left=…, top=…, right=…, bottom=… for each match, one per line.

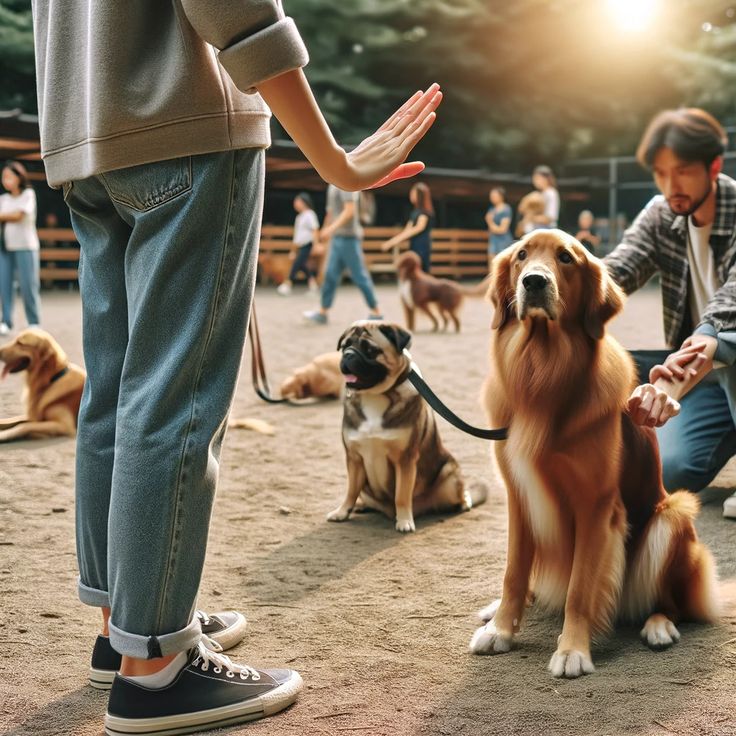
left=461, top=274, right=492, bottom=298
left=462, top=478, right=491, bottom=510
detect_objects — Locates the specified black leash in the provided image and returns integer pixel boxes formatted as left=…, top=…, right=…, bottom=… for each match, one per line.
left=249, top=303, right=508, bottom=439
left=248, top=302, right=330, bottom=407
left=407, top=367, right=508, bottom=441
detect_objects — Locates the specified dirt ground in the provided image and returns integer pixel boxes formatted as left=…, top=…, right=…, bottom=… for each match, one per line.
left=1, top=281, right=735, bottom=736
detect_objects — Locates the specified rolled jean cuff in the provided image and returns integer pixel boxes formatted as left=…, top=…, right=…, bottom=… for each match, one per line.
left=108, top=615, right=202, bottom=660
left=78, top=578, right=111, bottom=608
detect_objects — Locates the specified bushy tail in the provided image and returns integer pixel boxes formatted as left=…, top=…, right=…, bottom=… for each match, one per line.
left=461, top=274, right=492, bottom=298
left=464, top=479, right=490, bottom=508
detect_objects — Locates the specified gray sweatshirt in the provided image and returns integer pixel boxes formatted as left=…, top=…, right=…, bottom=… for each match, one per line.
left=31, top=0, right=309, bottom=187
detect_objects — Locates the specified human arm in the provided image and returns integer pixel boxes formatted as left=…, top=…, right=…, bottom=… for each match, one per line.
left=180, top=1, right=442, bottom=191
left=627, top=336, right=716, bottom=427
left=533, top=189, right=559, bottom=225
left=604, top=200, right=661, bottom=294
left=381, top=215, right=429, bottom=251
left=488, top=215, right=511, bottom=235
left=0, top=211, right=24, bottom=223
left=320, top=199, right=356, bottom=241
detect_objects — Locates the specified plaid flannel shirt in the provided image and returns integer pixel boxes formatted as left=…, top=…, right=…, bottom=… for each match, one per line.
left=605, top=173, right=736, bottom=350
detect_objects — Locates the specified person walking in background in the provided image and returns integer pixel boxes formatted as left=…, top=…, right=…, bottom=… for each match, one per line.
left=531, top=164, right=560, bottom=228
left=0, top=161, right=41, bottom=335
left=485, top=186, right=513, bottom=270
left=303, top=184, right=383, bottom=325
left=278, top=191, right=320, bottom=295
left=32, top=0, right=441, bottom=732
left=380, top=182, right=435, bottom=273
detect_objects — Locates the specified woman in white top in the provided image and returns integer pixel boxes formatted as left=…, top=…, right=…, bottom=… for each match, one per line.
left=531, top=164, right=560, bottom=229
left=277, top=191, right=321, bottom=295
left=0, top=161, right=41, bottom=333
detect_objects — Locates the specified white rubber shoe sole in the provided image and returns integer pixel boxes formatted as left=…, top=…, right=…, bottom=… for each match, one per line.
left=104, top=670, right=303, bottom=735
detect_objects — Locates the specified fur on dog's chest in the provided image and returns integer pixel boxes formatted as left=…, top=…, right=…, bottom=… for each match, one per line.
left=343, top=393, right=412, bottom=494
left=398, top=279, right=414, bottom=308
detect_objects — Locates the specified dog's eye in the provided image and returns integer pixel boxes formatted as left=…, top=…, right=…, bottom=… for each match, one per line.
left=558, top=251, right=573, bottom=264
left=517, top=249, right=527, bottom=261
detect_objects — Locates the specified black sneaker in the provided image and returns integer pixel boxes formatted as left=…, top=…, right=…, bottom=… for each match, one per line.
left=104, top=642, right=302, bottom=735
left=90, top=610, right=247, bottom=690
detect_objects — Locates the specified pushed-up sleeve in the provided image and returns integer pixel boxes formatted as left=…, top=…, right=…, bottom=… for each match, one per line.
left=180, top=0, right=309, bottom=91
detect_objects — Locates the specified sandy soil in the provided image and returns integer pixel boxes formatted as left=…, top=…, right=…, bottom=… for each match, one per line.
left=1, top=282, right=735, bottom=736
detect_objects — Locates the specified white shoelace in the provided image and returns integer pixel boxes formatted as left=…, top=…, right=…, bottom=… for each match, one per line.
left=191, top=640, right=260, bottom=681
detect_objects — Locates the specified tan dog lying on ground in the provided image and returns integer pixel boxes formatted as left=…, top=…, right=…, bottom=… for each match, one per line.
left=279, top=351, right=343, bottom=400
left=396, top=251, right=487, bottom=333
left=469, top=230, right=719, bottom=677
left=0, top=327, right=86, bottom=441
left=327, top=321, right=488, bottom=532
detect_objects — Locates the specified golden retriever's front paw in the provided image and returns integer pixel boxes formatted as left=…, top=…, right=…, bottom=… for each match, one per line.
left=326, top=506, right=352, bottom=522
left=640, top=614, right=680, bottom=649
left=395, top=511, right=415, bottom=533
left=469, top=621, right=513, bottom=655
left=548, top=649, right=594, bottom=678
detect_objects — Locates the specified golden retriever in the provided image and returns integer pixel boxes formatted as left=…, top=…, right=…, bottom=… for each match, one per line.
left=279, top=351, right=343, bottom=400
left=469, top=230, right=718, bottom=677
left=0, top=328, right=85, bottom=441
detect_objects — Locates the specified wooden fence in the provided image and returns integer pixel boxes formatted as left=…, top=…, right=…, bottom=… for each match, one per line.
left=36, top=225, right=490, bottom=286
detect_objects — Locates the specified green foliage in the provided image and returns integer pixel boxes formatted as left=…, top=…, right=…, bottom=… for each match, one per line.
left=3, top=0, right=736, bottom=167
left=0, top=0, right=36, bottom=112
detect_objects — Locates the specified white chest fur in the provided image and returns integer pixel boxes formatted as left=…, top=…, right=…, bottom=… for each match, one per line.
left=398, top=279, right=414, bottom=308
left=344, top=392, right=411, bottom=494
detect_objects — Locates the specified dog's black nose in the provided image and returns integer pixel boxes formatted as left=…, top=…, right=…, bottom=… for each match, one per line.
left=522, top=273, right=548, bottom=292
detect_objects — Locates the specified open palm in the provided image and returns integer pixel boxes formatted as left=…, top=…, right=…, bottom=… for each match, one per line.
left=346, top=83, right=443, bottom=190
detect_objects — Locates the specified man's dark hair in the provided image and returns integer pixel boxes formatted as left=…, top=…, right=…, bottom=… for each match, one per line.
left=636, top=108, right=727, bottom=169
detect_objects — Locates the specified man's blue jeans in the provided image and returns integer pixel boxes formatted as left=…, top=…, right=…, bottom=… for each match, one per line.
left=631, top=349, right=736, bottom=493
left=320, top=235, right=378, bottom=310
left=0, top=248, right=41, bottom=327
left=64, top=150, right=264, bottom=659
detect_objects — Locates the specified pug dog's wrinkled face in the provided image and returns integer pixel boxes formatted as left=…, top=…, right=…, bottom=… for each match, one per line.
left=337, top=321, right=412, bottom=392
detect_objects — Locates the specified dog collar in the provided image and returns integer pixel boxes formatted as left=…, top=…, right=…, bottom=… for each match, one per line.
left=49, top=365, right=69, bottom=384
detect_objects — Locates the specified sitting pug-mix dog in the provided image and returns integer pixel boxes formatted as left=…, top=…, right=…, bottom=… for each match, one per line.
left=327, top=321, right=487, bottom=532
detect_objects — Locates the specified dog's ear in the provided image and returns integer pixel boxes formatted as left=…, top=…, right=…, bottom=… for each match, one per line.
left=378, top=324, right=412, bottom=353
left=336, top=327, right=351, bottom=351
left=583, top=256, right=625, bottom=340
left=489, top=248, right=515, bottom=330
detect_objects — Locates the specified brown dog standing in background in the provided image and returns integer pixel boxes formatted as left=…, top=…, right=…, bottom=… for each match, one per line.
left=0, top=327, right=85, bottom=441
left=396, top=251, right=487, bottom=332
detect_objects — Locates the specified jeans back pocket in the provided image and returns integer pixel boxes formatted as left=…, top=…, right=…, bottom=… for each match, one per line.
left=100, top=156, right=192, bottom=212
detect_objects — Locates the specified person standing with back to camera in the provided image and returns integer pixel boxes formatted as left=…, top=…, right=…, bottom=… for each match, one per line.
left=30, top=1, right=442, bottom=733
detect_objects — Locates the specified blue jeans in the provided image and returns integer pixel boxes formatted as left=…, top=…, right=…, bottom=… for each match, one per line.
left=320, top=235, right=378, bottom=310
left=65, top=150, right=264, bottom=659
left=0, top=248, right=41, bottom=327
left=631, top=350, right=736, bottom=492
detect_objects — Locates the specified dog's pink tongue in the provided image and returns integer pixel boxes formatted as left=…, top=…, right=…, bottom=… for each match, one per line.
left=1, top=364, right=8, bottom=380
left=343, top=374, right=358, bottom=384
